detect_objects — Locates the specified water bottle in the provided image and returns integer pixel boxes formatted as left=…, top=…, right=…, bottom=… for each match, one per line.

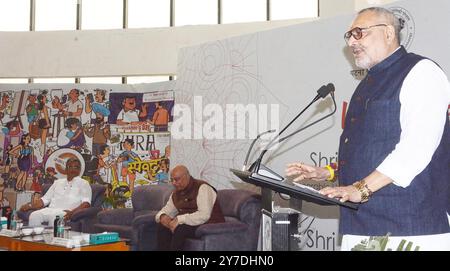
left=0, top=216, right=7, bottom=230
left=53, top=216, right=60, bottom=237
left=9, top=210, right=17, bottom=231
left=57, top=217, right=65, bottom=238
left=6, top=207, right=12, bottom=230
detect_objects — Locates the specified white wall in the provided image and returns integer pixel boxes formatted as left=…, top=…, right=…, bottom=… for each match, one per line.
left=0, top=19, right=315, bottom=78
left=319, top=0, right=355, bottom=17
left=319, top=0, right=398, bottom=17
left=354, top=0, right=398, bottom=10
left=0, top=0, right=399, bottom=79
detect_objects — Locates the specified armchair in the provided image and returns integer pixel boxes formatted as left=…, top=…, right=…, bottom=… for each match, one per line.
left=16, top=183, right=106, bottom=233
left=183, top=189, right=261, bottom=251
left=94, top=184, right=173, bottom=251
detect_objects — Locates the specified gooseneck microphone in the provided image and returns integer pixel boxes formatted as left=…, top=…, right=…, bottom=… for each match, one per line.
left=243, top=129, right=276, bottom=171
left=312, top=84, right=333, bottom=103
left=278, top=84, right=336, bottom=143
left=248, top=83, right=336, bottom=178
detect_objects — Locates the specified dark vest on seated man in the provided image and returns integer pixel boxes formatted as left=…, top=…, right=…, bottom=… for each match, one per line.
left=172, top=177, right=225, bottom=224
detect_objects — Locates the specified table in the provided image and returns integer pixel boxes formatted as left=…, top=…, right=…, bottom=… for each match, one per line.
left=0, top=230, right=129, bottom=251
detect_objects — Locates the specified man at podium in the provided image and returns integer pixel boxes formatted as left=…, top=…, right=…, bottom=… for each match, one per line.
left=286, top=7, right=449, bottom=250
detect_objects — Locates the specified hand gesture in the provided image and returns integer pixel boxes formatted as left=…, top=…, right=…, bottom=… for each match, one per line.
left=20, top=203, right=32, bottom=212
left=319, top=185, right=362, bottom=203
left=168, top=217, right=178, bottom=233
left=63, top=209, right=74, bottom=221
left=13, top=151, right=20, bottom=159
left=159, top=214, right=172, bottom=228
left=285, top=162, right=330, bottom=182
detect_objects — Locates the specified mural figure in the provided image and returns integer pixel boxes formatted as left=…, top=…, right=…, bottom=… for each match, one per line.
left=85, top=88, right=110, bottom=123
left=117, top=139, right=139, bottom=193
left=63, top=88, right=83, bottom=120
left=37, top=91, right=51, bottom=154
left=149, top=101, right=170, bottom=132
left=9, top=133, right=33, bottom=191
left=116, top=96, right=147, bottom=126
left=84, top=115, right=111, bottom=156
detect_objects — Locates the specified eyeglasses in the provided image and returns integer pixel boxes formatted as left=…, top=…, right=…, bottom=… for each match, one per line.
left=170, top=174, right=185, bottom=183
left=344, top=24, right=388, bottom=42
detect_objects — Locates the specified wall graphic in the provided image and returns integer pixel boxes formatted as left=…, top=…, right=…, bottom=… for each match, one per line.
left=173, top=35, right=288, bottom=191
left=0, top=82, right=174, bottom=209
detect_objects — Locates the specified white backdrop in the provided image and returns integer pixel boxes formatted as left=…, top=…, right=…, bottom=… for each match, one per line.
left=173, top=0, right=450, bottom=250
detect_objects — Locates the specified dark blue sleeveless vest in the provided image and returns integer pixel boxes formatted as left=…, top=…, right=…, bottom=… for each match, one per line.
left=339, top=46, right=450, bottom=236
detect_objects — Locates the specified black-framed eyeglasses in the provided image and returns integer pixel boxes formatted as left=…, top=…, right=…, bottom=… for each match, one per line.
left=344, top=24, right=388, bottom=42
left=170, top=174, right=185, bottom=183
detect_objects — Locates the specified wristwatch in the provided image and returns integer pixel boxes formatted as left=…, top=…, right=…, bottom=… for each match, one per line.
left=352, top=180, right=373, bottom=203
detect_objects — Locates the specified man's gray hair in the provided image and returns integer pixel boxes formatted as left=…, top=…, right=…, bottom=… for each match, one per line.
left=358, top=7, right=402, bottom=43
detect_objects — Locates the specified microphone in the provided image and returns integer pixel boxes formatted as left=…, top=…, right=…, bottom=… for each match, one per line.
left=313, top=83, right=335, bottom=103
left=248, top=83, right=336, bottom=179
left=312, top=85, right=328, bottom=103
left=243, top=129, right=276, bottom=171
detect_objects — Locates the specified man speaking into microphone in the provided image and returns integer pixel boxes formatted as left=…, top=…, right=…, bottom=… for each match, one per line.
left=286, top=7, right=449, bottom=250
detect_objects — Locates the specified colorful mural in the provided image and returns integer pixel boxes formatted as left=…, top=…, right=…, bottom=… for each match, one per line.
left=0, top=85, right=174, bottom=209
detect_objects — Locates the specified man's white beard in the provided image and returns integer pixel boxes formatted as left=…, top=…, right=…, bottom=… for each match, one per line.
left=355, top=56, right=373, bottom=70
left=352, top=45, right=373, bottom=70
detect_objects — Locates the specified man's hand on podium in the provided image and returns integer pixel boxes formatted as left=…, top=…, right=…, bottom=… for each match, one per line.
left=319, top=186, right=361, bottom=203
left=286, top=162, right=363, bottom=203
left=285, top=162, right=330, bottom=182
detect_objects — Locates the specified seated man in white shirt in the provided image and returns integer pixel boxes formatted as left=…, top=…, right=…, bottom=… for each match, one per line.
left=20, top=158, right=92, bottom=226
left=155, top=165, right=225, bottom=251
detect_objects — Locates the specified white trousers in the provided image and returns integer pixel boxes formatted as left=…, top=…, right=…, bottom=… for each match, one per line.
left=28, top=208, right=66, bottom=227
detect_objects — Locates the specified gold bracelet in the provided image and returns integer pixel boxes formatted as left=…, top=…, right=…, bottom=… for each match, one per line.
left=352, top=180, right=373, bottom=203
left=325, top=165, right=335, bottom=182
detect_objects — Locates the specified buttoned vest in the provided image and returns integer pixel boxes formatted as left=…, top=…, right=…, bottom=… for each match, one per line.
left=172, top=178, right=225, bottom=224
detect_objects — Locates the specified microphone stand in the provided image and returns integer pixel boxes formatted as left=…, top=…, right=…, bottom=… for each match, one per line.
left=243, top=129, right=276, bottom=171
left=279, top=90, right=336, bottom=145
left=249, top=87, right=336, bottom=179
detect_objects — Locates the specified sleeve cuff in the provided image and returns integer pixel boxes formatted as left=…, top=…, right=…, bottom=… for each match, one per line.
left=155, top=211, right=163, bottom=223
left=176, top=215, right=186, bottom=225
left=376, top=164, right=411, bottom=188
left=81, top=198, right=91, bottom=205
left=41, top=198, right=50, bottom=206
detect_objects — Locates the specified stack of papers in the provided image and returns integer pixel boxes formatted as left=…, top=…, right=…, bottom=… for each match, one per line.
left=0, top=229, right=20, bottom=237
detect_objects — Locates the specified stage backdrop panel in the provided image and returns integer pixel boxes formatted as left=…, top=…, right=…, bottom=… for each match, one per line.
left=172, top=0, right=450, bottom=251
